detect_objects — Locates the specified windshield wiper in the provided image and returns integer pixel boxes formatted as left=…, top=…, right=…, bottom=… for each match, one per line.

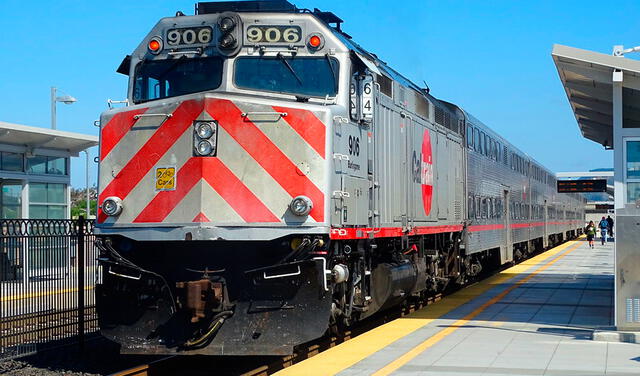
left=277, top=53, right=303, bottom=85
left=325, top=53, right=337, bottom=93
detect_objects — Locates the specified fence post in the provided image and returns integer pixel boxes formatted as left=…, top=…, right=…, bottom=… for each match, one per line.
left=77, top=216, right=85, bottom=352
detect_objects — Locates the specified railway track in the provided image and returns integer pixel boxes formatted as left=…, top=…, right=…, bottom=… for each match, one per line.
left=108, top=239, right=572, bottom=376
left=110, top=294, right=443, bottom=376
left=1, top=307, right=98, bottom=349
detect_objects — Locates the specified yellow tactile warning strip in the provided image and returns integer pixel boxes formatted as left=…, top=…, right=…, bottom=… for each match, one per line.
left=274, top=237, right=584, bottom=376
left=372, top=240, right=582, bottom=376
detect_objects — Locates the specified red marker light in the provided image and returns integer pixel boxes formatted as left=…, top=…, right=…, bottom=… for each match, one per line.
left=308, top=35, right=322, bottom=49
left=148, top=39, right=161, bottom=52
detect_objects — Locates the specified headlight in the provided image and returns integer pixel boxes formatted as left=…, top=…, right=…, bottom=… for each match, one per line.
left=193, top=121, right=218, bottom=156
left=196, top=122, right=214, bottom=138
left=196, top=140, right=214, bottom=156
left=218, top=16, right=236, bottom=32
left=290, top=195, right=313, bottom=216
left=219, top=34, right=236, bottom=49
left=102, top=196, right=123, bottom=216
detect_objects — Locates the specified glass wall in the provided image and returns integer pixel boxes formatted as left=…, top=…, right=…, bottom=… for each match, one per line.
left=1, top=151, right=70, bottom=219
left=27, top=155, right=67, bottom=175
left=627, top=140, right=640, bottom=204
left=1, top=152, right=67, bottom=175
left=29, top=183, right=66, bottom=219
left=1, top=152, right=24, bottom=172
left=1, top=181, right=22, bottom=218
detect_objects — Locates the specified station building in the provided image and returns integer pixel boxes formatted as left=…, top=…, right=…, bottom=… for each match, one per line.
left=553, top=44, right=640, bottom=331
left=0, top=121, right=97, bottom=220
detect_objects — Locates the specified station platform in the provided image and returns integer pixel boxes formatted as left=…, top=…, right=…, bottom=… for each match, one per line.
left=277, top=238, right=640, bottom=376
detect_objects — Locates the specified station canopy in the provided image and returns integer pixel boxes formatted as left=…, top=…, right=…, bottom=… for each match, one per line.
left=552, top=44, right=640, bottom=148
left=0, top=121, right=97, bottom=156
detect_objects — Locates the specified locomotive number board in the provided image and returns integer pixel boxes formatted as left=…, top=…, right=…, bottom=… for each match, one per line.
left=557, top=179, right=607, bottom=193
left=245, top=25, right=303, bottom=44
left=166, top=26, right=213, bottom=46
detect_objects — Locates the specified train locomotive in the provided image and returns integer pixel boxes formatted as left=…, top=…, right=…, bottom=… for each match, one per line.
left=95, top=0, right=585, bottom=356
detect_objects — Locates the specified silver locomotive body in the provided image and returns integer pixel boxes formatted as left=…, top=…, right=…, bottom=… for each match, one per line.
left=95, top=1, right=584, bottom=356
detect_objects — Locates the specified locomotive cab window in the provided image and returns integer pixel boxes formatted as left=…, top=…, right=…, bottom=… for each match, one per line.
left=133, top=57, right=223, bottom=103
left=234, top=56, right=339, bottom=98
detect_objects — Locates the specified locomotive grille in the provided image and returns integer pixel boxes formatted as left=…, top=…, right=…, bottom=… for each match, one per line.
left=435, top=106, right=444, bottom=127
left=376, top=73, right=393, bottom=98
left=444, top=111, right=451, bottom=130
left=414, top=91, right=429, bottom=119
left=454, top=200, right=462, bottom=220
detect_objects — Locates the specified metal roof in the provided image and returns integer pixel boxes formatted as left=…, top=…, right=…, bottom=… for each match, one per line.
left=0, top=121, right=98, bottom=155
left=552, top=44, right=640, bottom=148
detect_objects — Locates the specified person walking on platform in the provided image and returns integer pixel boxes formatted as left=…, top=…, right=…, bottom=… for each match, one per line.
left=607, top=215, right=614, bottom=237
left=586, top=220, right=596, bottom=248
left=598, top=216, right=608, bottom=245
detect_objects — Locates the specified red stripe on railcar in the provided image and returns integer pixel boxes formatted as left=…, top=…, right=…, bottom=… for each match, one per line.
left=192, top=212, right=210, bottom=222
left=206, top=99, right=325, bottom=222
left=330, top=225, right=464, bottom=240
left=99, top=108, right=148, bottom=161
left=468, top=224, right=504, bottom=232
left=133, top=157, right=280, bottom=223
left=200, top=158, right=281, bottom=223
left=330, top=221, right=582, bottom=240
left=133, top=158, right=204, bottom=223
left=272, top=106, right=326, bottom=159
left=98, top=99, right=203, bottom=223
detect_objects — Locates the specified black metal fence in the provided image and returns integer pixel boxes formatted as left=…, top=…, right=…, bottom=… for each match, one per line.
left=0, top=217, right=97, bottom=359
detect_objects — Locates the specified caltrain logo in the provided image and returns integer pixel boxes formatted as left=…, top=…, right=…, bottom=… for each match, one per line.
left=411, top=131, right=433, bottom=215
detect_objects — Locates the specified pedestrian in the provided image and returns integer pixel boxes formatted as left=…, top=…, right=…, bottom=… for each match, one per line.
left=585, top=220, right=596, bottom=248
left=598, top=216, right=608, bottom=245
left=606, top=215, right=614, bottom=237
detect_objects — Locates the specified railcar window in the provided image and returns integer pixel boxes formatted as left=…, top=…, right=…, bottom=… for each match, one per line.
left=480, top=132, right=486, bottom=155
left=467, top=126, right=474, bottom=148
left=484, top=134, right=489, bottom=156
left=234, top=56, right=339, bottom=98
left=468, top=195, right=475, bottom=218
left=474, top=129, right=481, bottom=153
left=133, top=57, right=223, bottom=104
left=476, top=197, right=481, bottom=219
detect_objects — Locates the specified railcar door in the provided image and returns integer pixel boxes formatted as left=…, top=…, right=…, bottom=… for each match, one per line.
left=436, top=132, right=449, bottom=220
left=333, top=75, right=372, bottom=226
left=543, top=199, right=549, bottom=248
left=503, top=188, right=512, bottom=263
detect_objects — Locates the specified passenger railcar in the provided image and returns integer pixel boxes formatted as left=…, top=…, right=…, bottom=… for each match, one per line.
left=95, top=1, right=585, bottom=355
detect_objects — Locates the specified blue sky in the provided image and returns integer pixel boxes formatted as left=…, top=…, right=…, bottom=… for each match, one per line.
left=1, top=0, right=637, bottom=188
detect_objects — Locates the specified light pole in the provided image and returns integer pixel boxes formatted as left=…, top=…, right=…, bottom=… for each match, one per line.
left=84, top=150, right=90, bottom=218
left=50, top=87, right=77, bottom=130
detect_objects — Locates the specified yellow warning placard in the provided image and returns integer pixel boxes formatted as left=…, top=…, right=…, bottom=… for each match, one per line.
left=155, top=167, right=176, bottom=191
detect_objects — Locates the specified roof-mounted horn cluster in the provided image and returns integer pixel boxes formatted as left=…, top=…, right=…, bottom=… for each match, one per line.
left=195, top=1, right=344, bottom=33
left=196, top=1, right=297, bottom=14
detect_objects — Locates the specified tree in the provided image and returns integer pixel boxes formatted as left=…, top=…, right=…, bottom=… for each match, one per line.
left=70, top=186, right=98, bottom=219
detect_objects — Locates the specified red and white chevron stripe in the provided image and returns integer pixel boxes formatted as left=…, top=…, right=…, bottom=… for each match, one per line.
left=97, top=97, right=327, bottom=226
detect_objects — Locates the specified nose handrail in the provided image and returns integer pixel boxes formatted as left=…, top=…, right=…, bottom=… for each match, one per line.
left=133, top=113, right=173, bottom=120
left=241, top=111, right=287, bottom=122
